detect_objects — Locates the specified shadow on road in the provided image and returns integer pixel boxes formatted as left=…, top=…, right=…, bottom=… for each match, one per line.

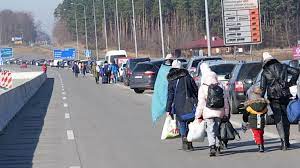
left=0, top=78, right=54, bottom=167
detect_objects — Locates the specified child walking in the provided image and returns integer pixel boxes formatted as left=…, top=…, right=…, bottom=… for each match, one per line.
left=243, top=86, right=269, bottom=152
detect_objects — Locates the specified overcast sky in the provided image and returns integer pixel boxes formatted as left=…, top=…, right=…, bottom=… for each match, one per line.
left=0, top=0, right=63, bottom=36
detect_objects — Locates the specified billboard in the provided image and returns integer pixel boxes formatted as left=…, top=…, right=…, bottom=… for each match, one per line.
left=53, top=48, right=76, bottom=60
left=222, top=0, right=262, bottom=45
left=0, top=48, right=13, bottom=60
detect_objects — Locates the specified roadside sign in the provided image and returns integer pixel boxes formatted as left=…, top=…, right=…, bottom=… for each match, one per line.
left=0, top=48, right=13, bottom=59
left=85, top=50, right=92, bottom=58
left=293, top=46, right=300, bottom=60
left=0, top=55, right=3, bottom=65
left=53, top=48, right=76, bottom=60
left=222, top=0, right=262, bottom=45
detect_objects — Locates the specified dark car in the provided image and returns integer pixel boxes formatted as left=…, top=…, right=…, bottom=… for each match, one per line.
left=123, top=58, right=151, bottom=86
left=129, top=60, right=164, bottom=94
left=227, top=61, right=263, bottom=114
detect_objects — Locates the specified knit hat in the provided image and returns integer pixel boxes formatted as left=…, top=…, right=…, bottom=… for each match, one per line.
left=263, top=52, right=274, bottom=62
left=200, top=63, right=211, bottom=74
left=166, top=54, right=173, bottom=60
left=172, top=60, right=182, bottom=69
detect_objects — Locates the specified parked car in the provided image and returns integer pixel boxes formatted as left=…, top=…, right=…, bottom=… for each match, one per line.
left=20, top=61, right=28, bottom=68
left=187, top=56, right=223, bottom=75
left=123, top=58, right=151, bottom=86
left=227, top=61, right=263, bottom=114
left=129, top=60, right=164, bottom=93
left=193, top=60, right=238, bottom=87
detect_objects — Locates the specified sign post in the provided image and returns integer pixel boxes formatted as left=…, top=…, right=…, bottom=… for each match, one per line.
left=0, top=48, right=13, bottom=60
left=222, top=0, right=262, bottom=45
left=53, top=48, right=76, bottom=60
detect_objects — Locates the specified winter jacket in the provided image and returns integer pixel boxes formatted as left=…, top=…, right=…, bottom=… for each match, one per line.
left=92, top=65, right=99, bottom=78
left=110, top=64, right=119, bottom=74
left=151, top=64, right=172, bottom=124
left=73, top=64, right=80, bottom=73
left=195, top=65, right=229, bottom=119
left=243, top=99, right=268, bottom=129
left=166, top=68, right=198, bottom=121
left=260, top=59, right=300, bottom=100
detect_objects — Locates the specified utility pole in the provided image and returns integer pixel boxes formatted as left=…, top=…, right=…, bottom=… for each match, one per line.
left=205, top=0, right=211, bottom=56
left=116, top=0, right=121, bottom=50
left=158, top=0, right=165, bottom=58
left=93, top=0, right=99, bottom=60
left=132, top=0, right=138, bottom=58
left=103, top=0, right=108, bottom=51
left=75, top=9, right=79, bottom=60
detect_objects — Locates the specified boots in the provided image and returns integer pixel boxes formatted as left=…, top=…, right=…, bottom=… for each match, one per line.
left=187, top=142, right=194, bottom=151
left=182, top=137, right=188, bottom=151
left=258, top=144, right=264, bottom=153
left=281, top=139, right=288, bottom=151
left=209, top=145, right=217, bottom=157
left=285, top=137, right=290, bottom=148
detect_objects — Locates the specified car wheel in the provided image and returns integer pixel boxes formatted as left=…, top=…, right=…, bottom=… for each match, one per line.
left=134, top=89, right=145, bottom=94
left=230, top=96, right=239, bottom=114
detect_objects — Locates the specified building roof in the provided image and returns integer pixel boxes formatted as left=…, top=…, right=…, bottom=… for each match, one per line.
left=178, top=37, right=225, bottom=50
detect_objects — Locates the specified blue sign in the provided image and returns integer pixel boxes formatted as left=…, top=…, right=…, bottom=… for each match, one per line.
left=53, top=48, right=76, bottom=60
left=0, top=48, right=13, bottom=59
left=85, top=50, right=91, bottom=57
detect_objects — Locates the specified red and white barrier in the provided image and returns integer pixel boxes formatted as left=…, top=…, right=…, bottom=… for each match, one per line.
left=0, top=71, right=13, bottom=89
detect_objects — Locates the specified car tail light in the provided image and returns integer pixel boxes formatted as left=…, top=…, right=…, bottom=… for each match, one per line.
left=144, top=71, right=155, bottom=76
left=234, top=81, right=244, bottom=92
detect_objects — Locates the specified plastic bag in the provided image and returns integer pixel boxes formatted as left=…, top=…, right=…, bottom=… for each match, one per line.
left=187, top=120, right=206, bottom=142
left=161, top=116, right=180, bottom=140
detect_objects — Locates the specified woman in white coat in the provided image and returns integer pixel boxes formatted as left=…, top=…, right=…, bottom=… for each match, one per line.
left=195, top=63, right=229, bottom=157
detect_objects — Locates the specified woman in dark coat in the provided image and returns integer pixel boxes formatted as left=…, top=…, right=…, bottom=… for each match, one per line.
left=166, top=60, right=198, bottom=151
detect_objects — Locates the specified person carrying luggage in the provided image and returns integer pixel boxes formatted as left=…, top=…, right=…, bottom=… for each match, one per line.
left=102, top=61, right=111, bottom=84
left=109, top=61, right=119, bottom=83
left=166, top=60, right=198, bottom=151
left=260, top=52, right=300, bottom=150
left=195, top=63, right=229, bottom=157
left=243, top=86, right=269, bottom=152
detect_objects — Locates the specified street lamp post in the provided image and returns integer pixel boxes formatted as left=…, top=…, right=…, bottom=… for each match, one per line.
left=158, top=0, right=165, bottom=58
left=75, top=9, right=79, bottom=60
left=92, top=0, right=99, bottom=60
left=205, top=0, right=211, bottom=56
left=103, top=0, right=108, bottom=51
left=71, top=3, right=89, bottom=53
left=131, top=0, right=138, bottom=58
left=116, top=0, right=121, bottom=50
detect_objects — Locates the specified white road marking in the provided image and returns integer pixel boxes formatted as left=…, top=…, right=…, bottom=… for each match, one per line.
left=64, top=103, right=68, bottom=107
left=62, top=92, right=66, bottom=95
left=70, top=166, right=80, bottom=168
left=62, top=97, right=67, bottom=100
left=145, top=94, right=152, bottom=97
left=67, top=130, right=75, bottom=140
left=65, top=113, right=70, bottom=119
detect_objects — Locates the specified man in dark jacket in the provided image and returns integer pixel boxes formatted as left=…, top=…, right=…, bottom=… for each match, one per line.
left=260, top=52, right=300, bottom=150
left=166, top=60, right=198, bottom=151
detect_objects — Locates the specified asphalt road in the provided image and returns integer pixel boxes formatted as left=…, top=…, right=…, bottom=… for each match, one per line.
left=1, top=66, right=300, bottom=168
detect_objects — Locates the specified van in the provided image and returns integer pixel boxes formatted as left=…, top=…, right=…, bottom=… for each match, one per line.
left=105, top=50, right=127, bottom=64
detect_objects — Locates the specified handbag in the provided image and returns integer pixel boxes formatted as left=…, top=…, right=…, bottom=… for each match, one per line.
left=180, top=77, right=197, bottom=120
left=187, top=120, right=206, bottom=142
left=219, top=120, right=240, bottom=141
left=161, top=116, right=180, bottom=140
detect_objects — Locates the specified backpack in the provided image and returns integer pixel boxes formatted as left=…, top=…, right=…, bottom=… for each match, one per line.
left=287, top=99, right=300, bottom=123
left=267, top=65, right=290, bottom=99
left=205, top=83, right=224, bottom=108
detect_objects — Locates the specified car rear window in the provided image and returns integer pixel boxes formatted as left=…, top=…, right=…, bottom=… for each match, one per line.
left=210, top=64, right=235, bottom=75
left=237, top=63, right=262, bottom=80
left=133, top=63, right=153, bottom=72
left=129, top=59, right=150, bottom=69
left=192, top=58, right=222, bottom=68
left=152, top=61, right=164, bottom=68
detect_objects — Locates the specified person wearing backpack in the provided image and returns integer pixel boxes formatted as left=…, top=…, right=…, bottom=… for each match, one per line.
left=243, top=86, right=269, bottom=152
left=260, top=52, right=300, bottom=150
left=166, top=60, right=198, bottom=151
left=195, top=63, right=229, bottom=157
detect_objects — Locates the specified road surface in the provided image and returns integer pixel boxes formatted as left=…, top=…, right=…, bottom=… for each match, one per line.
left=0, top=66, right=300, bottom=168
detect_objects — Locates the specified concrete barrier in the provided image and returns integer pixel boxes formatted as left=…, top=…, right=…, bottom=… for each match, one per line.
left=0, top=72, right=47, bottom=131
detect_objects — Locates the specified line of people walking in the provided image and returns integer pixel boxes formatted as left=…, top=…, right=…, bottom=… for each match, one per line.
left=91, top=61, right=120, bottom=84
left=152, top=52, right=300, bottom=157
